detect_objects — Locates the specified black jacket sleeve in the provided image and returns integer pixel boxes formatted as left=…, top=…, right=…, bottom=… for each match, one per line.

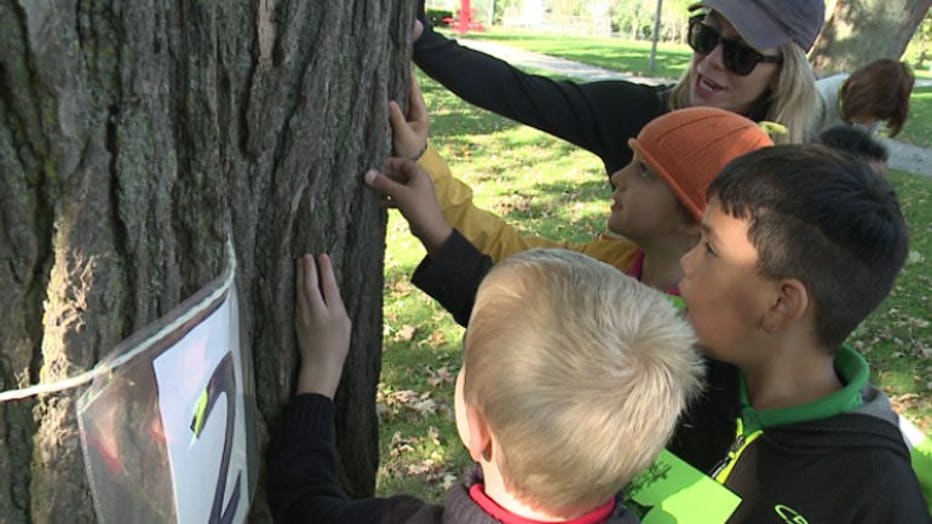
left=266, top=394, right=439, bottom=523
left=413, top=22, right=669, bottom=175
left=411, top=230, right=492, bottom=327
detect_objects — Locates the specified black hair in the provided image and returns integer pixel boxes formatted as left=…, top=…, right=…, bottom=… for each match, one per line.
left=708, top=145, right=908, bottom=349
left=818, top=125, right=889, bottom=164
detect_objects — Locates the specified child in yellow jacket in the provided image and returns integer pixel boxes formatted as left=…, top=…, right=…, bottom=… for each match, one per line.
left=372, top=100, right=773, bottom=296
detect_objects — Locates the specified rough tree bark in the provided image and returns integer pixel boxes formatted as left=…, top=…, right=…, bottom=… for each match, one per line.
left=0, top=1, right=414, bottom=522
left=810, top=0, right=930, bottom=75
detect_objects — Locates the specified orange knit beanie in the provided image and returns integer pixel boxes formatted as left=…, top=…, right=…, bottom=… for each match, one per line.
left=628, top=108, right=774, bottom=220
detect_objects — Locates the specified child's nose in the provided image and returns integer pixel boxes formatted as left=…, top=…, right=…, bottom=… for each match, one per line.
left=680, top=244, right=698, bottom=274
left=610, top=169, right=626, bottom=189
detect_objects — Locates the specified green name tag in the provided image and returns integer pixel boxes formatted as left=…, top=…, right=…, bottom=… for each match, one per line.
left=910, top=434, right=932, bottom=515
left=628, top=450, right=741, bottom=523
left=901, top=416, right=932, bottom=515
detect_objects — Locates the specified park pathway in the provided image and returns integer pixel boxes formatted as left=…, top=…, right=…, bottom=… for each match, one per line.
left=456, top=38, right=932, bottom=177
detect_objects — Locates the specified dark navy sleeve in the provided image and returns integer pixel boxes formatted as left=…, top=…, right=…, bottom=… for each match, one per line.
left=266, top=394, right=435, bottom=523
left=411, top=230, right=492, bottom=327
left=413, top=20, right=669, bottom=175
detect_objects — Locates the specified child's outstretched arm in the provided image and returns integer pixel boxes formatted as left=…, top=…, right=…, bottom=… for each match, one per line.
left=365, top=158, right=453, bottom=255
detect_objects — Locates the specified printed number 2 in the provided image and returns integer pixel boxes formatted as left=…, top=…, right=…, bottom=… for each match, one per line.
left=190, top=352, right=242, bottom=524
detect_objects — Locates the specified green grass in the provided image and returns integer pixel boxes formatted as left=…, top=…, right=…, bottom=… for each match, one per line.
left=848, top=169, right=932, bottom=430
left=376, top=71, right=932, bottom=502
left=899, top=86, right=932, bottom=149
left=452, top=27, right=692, bottom=79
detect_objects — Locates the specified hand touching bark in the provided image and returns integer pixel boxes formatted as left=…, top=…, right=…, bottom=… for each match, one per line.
left=294, top=254, right=351, bottom=399
left=389, top=74, right=429, bottom=161
left=364, top=158, right=452, bottom=255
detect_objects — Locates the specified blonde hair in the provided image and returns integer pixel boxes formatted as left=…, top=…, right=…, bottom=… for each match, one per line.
left=667, top=43, right=818, bottom=145
left=464, top=249, right=705, bottom=517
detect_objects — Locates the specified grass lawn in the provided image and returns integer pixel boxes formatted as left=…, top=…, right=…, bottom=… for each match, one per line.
left=375, top=71, right=932, bottom=502
left=900, top=86, right=932, bottom=149
left=452, top=27, right=692, bottom=79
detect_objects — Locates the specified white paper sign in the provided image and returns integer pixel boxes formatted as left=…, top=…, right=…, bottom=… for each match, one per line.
left=78, top=282, right=255, bottom=524
left=153, top=288, right=249, bottom=524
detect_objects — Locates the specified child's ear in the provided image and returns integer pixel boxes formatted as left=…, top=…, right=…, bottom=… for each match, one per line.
left=465, top=405, right=493, bottom=463
left=761, top=278, right=809, bottom=333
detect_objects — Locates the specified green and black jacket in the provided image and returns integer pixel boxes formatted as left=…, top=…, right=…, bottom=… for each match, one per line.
left=680, top=347, right=930, bottom=522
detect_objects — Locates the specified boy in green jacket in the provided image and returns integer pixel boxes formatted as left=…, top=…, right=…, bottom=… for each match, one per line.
left=677, top=144, right=929, bottom=521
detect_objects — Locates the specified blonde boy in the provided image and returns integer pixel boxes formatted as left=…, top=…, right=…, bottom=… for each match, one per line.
left=268, top=249, right=704, bottom=523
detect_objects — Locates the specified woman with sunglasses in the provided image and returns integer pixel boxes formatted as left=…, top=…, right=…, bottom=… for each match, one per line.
left=412, top=0, right=824, bottom=181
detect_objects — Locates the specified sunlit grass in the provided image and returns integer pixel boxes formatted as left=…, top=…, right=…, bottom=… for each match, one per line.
left=447, top=27, right=692, bottom=79
left=848, top=169, right=932, bottom=430
left=899, top=86, right=932, bottom=149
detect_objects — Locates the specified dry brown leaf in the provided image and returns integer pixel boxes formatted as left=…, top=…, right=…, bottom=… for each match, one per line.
left=395, top=325, right=416, bottom=342
left=427, top=366, right=455, bottom=387
left=890, top=393, right=921, bottom=413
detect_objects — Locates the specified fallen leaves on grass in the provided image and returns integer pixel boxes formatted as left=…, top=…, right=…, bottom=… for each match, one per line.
left=494, top=194, right=535, bottom=215
left=891, top=393, right=922, bottom=413
left=377, top=384, right=453, bottom=422
left=426, top=366, right=456, bottom=387
left=418, top=330, right=450, bottom=350
left=385, top=428, right=461, bottom=494
left=395, top=325, right=417, bottom=342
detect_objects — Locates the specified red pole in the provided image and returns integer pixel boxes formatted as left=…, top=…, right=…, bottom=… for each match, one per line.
left=459, top=0, right=472, bottom=34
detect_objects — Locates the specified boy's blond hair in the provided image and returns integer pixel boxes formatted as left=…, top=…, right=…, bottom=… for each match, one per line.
left=464, top=249, right=705, bottom=516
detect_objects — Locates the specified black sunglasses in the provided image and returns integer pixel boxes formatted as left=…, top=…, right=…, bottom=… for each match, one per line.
left=687, top=15, right=782, bottom=76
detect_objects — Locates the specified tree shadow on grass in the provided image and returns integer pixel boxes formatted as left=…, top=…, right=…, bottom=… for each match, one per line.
left=492, top=177, right=612, bottom=242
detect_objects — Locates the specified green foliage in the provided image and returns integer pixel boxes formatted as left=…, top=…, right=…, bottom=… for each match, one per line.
left=426, top=8, right=454, bottom=27
left=606, top=0, right=692, bottom=40
left=377, top=70, right=932, bottom=503
left=903, top=10, right=932, bottom=74
left=550, top=0, right=588, bottom=17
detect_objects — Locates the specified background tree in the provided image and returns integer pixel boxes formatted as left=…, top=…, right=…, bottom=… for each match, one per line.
left=909, top=10, right=932, bottom=70
left=609, top=0, right=688, bottom=41
left=811, top=0, right=930, bottom=74
left=0, top=1, right=414, bottom=522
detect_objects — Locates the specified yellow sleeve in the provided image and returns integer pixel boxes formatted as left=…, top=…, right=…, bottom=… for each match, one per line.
left=417, top=145, right=642, bottom=273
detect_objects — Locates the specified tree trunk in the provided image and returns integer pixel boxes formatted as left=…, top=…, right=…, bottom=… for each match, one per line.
left=810, top=0, right=930, bottom=75
left=0, top=1, right=414, bottom=522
